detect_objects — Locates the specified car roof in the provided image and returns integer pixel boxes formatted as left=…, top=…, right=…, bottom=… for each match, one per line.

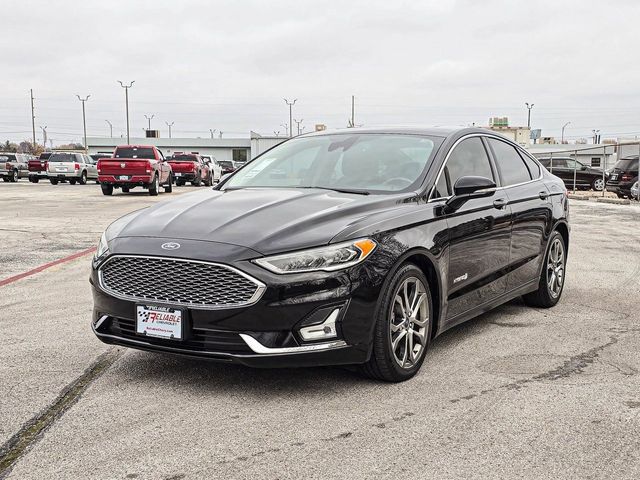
left=115, top=145, right=155, bottom=149
left=300, top=125, right=485, bottom=139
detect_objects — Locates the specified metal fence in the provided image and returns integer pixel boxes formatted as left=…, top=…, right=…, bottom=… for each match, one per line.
left=534, top=141, right=640, bottom=200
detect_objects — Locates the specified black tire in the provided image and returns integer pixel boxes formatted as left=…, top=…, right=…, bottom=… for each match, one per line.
left=149, top=175, right=159, bottom=196
left=10, top=169, right=18, bottom=182
left=203, top=172, right=212, bottom=187
left=192, top=172, right=202, bottom=187
left=175, top=179, right=184, bottom=187
left=69, top=179, right=77, bottom=185
left=32, top=177, right=40, bottom=183
left=121, top=186, right=130, bottom=193
left=2, top=177, right=9, bottom=182
left=49, top=178, right=59, bottom=185
left=617, top=193, right=626, bottom=199
left=101, top=184, right=113, bottom=196
left=164, top=174, right=173, bottom=193
left=361, top=263, right=433, bottom=382
left=78, top=171, right=87, bottom=185
left=523, top=230, right=566, bottom=308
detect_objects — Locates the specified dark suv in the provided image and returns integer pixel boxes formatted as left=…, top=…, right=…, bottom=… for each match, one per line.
left=538, top=157, right=607, bottom=191
left=606, top=156, right=639, bottom=199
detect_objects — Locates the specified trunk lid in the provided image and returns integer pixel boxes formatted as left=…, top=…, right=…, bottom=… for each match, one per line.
left=167, top=161, right=197, bottom=173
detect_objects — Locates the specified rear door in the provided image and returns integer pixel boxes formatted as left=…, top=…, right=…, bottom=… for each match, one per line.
left=486, top=137, right=551, bottom=291
left=437, top=136, right=513, bottom=323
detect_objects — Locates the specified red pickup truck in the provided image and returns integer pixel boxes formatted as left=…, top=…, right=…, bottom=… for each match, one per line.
left=97, top=145, right=173, bottom=196
left=167, top=153, right=212, bottom=186
left=28, top=152, right=52, bottom=183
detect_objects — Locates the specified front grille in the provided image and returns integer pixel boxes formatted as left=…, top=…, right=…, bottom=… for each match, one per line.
left=107, top=317, right=252, bottom=353
left=98, top=255, right=265, bottom=309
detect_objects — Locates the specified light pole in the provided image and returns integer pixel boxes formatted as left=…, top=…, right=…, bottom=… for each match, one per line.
left=105, top=120, right=113, bottom=138
left=144, top=114, right=154, bottom=131
left=209, top=128, right=217, bottom=139
left=39, top=126, right=47, bottom=148
left=117, top=80, right=135, bottom=144
left=561, top=121, right=570, bottom=143
left=166, top=121, right=174, bottom=139
left=525, top=102, right=534, bottom=128
left=76, top=95, right=90, bottom=151
left=284, top=98, right=297, bottom=137
left=294, top=118, right=304, bottom=136
left=592, top=129, right=601, bottom=144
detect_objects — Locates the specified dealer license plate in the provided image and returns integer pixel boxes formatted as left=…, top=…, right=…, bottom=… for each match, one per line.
left=136, top=305, right=182, bottom=340
left=610, top=174, right=618, bottom=180
left=175, top=173, right=182, bottom=177
left=118, top=175, right=130, bottom=180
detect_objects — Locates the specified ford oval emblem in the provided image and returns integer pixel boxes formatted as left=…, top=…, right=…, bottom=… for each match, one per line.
left=161, top=242, right=181, bottom=250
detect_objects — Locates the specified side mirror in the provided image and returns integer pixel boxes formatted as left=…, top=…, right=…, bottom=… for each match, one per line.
left=581, top=164, right=587, bottom=170
left=443, top=176, right=496, bottom=213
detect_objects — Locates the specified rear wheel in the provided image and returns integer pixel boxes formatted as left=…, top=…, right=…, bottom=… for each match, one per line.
left=192, top=172, right=202, bottom=187
left=49, top=178, right=59, bottom=185
left=2, top=177, right=9, bottom=182
left=175, top=179, right=184, bottom=187
left=592, top=177, right=604, bottom=191
left=149, top=175, right=159, bottom=196
left=617, top=193, right=627, bottom=199
left=361, top=263, right=432, bottom=382
left=78, top=171, right=87, bottom=185
left=523, top=231, right=566, bottom=308
left=10, top=169, right=18, bottom=182
left=164, top=174, right=173, bottom=193
left=101, top=184, right=113, bottom=196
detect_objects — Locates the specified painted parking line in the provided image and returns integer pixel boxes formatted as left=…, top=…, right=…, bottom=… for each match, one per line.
left=0, top=247, right=96, bottom=287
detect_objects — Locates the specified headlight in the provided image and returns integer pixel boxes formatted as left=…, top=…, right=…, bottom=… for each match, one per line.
left=253, top=238, right=376, bottom=274
left=94, top=231, right=109, bottom=260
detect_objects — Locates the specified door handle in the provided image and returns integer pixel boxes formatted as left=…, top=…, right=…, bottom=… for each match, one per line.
left=539, top=191, right=549, bottom=200
left=493, top=198, right=507, bottom=209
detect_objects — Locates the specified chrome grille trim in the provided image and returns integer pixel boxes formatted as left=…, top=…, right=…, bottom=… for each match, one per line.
left=97, top=255, right=266, bottom=310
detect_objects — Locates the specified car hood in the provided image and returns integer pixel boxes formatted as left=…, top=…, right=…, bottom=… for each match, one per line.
left=112, top=188, right=414, bottom=255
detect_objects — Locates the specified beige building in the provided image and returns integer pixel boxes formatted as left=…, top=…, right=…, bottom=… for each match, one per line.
left=485, top=117, right=531, bottom=147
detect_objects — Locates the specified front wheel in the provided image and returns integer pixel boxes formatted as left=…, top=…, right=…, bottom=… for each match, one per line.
left=10, top=169, right=18, bottom=182
left=592, top=177, right=604, bottom=191
left=361, top=263, right=433, bottom=382
left=523, top=231, right=566, bottom=308
left=78, top=171, right=87, bottom=185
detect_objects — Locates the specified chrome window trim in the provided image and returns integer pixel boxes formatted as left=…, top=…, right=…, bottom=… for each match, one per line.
left=427, top=133, right=544, bottom=203
left=97, top=254, right=266, bottom=310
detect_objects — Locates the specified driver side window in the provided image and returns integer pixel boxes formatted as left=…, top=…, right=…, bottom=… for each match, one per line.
left=432, top=137, right=494, bottom=198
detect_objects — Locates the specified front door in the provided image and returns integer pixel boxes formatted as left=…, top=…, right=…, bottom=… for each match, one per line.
left=434, top=136, right=512, bottom=324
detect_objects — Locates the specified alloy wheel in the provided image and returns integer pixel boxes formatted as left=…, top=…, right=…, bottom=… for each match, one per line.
left=389, top=276, right=429, bottom=369
left=593, top=178, right=604, bottom=191
left=546, top=237, right=565, bottom=298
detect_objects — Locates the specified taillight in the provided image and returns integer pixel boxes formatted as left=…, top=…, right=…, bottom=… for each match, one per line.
left=5, top=162, right=10, bottom=169
left=622, top=173, right=633, bottom=181
left=74, top=163, right=80, bottom=170
left=145, top=161, right=151, bottom=173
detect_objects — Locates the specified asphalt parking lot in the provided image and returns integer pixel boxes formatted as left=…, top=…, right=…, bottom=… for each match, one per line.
left=1, top=182, right=639, bottom=479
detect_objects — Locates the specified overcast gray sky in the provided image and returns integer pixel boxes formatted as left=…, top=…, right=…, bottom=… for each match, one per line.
left=1, top=0, right=639, bottom=145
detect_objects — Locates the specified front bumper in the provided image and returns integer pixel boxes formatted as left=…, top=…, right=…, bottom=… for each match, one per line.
left=90, top=246, right=386, bottom=367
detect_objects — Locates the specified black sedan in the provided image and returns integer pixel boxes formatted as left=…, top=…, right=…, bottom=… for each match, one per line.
left=91, top=127, right=569, bottom=382
left=537, top=157, right=607, bottom=191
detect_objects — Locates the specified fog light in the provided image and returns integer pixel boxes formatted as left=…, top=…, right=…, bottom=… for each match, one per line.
left=299, top=309, right=339, bottom=341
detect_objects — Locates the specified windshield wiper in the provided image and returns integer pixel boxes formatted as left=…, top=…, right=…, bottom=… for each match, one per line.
left=303, top=186, right=370, bottom=195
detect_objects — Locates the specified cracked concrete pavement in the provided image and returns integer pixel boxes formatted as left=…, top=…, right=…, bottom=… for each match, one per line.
left=1, top=182, right=639, bottom=479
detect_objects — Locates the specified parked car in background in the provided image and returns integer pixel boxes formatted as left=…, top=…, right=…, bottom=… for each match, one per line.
left=0, top=152, right=30, bottom=182
left=47, top=152, right=98, bottom=185
left=201, top=155, right=222, bottom=183
left=167, top=153, right=212, bottom=186
left=91, top=153, right=112, bottom=163
left=28, top=152, right=52, bottom=183
left=538, top=157, right=608, bottom=191
left=606, top=156, right=639, bottom=199
left=91, top=127, right=569, bottom=382
left=218, top=160, right=236, bottom=176
left=631, top=181, right=639, bottom=200
left=97, top=145, right=172, bottom=196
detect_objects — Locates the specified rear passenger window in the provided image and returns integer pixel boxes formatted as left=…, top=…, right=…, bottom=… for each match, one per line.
left=433, top=137, right=494, bottom=198
left=488, top=138, right=532, bottom=185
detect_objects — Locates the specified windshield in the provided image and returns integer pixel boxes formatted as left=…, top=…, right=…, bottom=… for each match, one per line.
left=615, top=157, right=639, bottom=170
left=0, top=154, right=17, bottom=161
left=49, top=153, right=78, bottom=163
left=171, top=155, right=198, bottom=162
left=114, top=147, right=155, bottom=159
left=225, top=134, right=440, bottom=193
left=39, top=153, right=52, bottom=160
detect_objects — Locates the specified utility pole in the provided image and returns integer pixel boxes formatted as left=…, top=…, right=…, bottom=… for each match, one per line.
left=525, top=102, right=534, bottom=128
left=209, top=128, right=217, bottom=139
left=105, top=120, right=113, bottom=138
left=144, top=114, right=154, bottom=130
left=48, top=138, right=54, bottom=149
left=284, top=98, right=297, bottom=137
left=30, top=89, right=36, bottom=148
left=39, top=126, right=47, bottom=148
left=294, top=118, right=304, bottom=135
left=166, top=121, right=174, bottom=138
left=273, top=130, right=280, bottom=137
left=76, top=95, right=90, bottom=151
left=117, top=80, right=135, bottom=144
left=561, top=121, right=570, bottom=144
left=350, top=95, right=355, bottom=127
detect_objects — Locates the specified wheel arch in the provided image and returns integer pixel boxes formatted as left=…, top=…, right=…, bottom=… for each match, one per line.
left=554, top=220, right=570, bottom=255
